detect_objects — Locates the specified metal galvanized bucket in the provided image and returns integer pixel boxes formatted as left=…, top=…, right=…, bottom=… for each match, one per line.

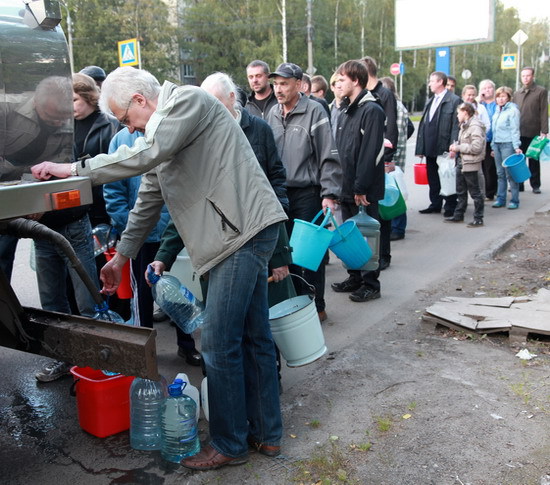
left=269, top=275, right=327, bottom=367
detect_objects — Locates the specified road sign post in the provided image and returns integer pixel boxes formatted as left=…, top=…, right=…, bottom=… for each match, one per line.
left=511, top=29, right=528, bottom=91
left=390, top=62, right=401, bottom=76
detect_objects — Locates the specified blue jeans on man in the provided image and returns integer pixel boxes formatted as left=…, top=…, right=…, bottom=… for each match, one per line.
left=34, top=215, right=99, bottom=317
left=201, top=223, right=282, bottom=458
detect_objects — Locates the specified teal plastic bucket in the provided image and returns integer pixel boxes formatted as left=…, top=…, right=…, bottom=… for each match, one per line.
left=502, top=153, right=531, bottom=183
left=329, top=220, right=372, bottom=269
left=269, top=294, right=327, bottom=367
left=290, top=209, right=334, bottom=271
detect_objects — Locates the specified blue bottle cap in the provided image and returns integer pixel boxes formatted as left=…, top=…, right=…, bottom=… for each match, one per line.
left=168, top=383, right=182, bottom=397
left=147, top=264, right=160, bottom=284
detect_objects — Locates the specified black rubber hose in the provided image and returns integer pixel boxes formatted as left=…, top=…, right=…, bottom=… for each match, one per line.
left=0, top=218, right=104, bottom=306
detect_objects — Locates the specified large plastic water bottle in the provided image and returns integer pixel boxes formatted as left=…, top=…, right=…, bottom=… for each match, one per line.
left=160, top=381, right=200, bottom=463
left=346, top=205, right=380, bottom=271
left=147, top=264, right=204, bottom=334
left=94, top=301, right=125, bottom=323
left=94, top=302, right=127, bottom=376
left=129, top=376, right=168, bottom=450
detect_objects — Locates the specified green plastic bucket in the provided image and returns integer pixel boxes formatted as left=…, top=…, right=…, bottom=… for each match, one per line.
left=329, top=220, right=372, bottom=269
left=502, top=153, right=531, bottom=183
left=290, top=208, right=334, bottom=271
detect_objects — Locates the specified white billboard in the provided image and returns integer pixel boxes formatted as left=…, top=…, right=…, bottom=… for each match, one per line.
left=395, top=0, right=495, bottom=50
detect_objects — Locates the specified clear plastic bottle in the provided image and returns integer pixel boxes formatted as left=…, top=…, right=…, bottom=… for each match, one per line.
left=147, top=265, right=204, bottom=334
left=160, top=381, right=200, bottom=463
left=92, top=223, right=117, bottom=257
left=130, top=376, right=168, bottom=450
left=93, top=302, right=126, bottom=376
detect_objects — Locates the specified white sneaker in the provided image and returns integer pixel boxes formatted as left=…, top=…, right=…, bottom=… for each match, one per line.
left=35, top=361, right=72, bottom=382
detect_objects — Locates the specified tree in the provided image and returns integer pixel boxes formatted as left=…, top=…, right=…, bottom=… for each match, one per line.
left=63, top=0, right=178, bottom=82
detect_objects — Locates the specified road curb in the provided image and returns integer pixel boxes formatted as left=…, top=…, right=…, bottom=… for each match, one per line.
left=476, top=230, right=524, bottom=260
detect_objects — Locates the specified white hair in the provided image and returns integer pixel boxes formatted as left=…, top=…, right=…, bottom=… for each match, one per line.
left=99, top=67, right=161, bottom=114
left=200, top=72, right=238, bottom=108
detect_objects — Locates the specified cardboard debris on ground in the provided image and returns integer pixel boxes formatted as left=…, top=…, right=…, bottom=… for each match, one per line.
left=423, top=288, right=550, bottom=339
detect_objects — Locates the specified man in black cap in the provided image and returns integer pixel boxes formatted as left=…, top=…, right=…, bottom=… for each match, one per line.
left=79, top=65, right=106, bottom=88
left=266, top=62, right=342, bottom=322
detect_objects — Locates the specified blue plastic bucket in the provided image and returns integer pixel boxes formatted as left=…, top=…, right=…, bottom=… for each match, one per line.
left=329, top=220, right=372, bottom=269
left=502, top=153, right=531, bottom=183
left=290, top=209, right=334, bottom=271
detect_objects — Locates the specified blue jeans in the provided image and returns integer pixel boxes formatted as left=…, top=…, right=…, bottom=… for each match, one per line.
left=493, top=142, right=519, bottom=205
left=391, top=213, right=407, bottom=236
left=201, top=223, right=282, bottom=458
left=34, top=216, right=99, bottom=317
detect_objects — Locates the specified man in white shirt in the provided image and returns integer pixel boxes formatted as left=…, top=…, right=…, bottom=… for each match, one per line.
left=415, top=71, right=461, bottom=217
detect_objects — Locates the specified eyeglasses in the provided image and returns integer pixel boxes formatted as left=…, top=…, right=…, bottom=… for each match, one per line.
left=118, top=98, right=134, bottom=126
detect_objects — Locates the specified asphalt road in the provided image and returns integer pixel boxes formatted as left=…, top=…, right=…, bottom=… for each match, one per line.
left=2, top=137, right=550, bottom=484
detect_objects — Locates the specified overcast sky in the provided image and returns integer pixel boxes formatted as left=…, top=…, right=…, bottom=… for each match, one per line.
left=501, top=0, right=550, bottom=22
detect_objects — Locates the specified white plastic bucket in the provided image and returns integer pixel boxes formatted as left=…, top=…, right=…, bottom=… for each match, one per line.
left=269, top=294, right=327, bottom=367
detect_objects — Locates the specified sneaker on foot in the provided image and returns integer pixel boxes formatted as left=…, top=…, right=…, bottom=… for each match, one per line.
left=507, top=202, right=519, bottom=210
left=153, top=308, right=168, bottom=322
left=331, top=276, right=362, bottom=293
left=467, top=220, right=484, bottom=228
left=35, top=361, right=72, bottom=383
left=349, top=286, right=381, bottom=303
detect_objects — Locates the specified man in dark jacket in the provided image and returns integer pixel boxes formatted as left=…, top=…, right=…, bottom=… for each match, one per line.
left=512, top=66, right=548, bottom=194
left=362, top=56, right=397, bottom=270
left=266, top=62, right=341, bottom=321
left=415, top=71, right=461, bottom=216
left=245, top=60, right=278, bottom=120
left=331, top=60, right=386, bottom=302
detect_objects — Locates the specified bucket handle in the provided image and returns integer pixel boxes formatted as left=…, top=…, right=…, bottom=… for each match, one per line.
left=268, top=272, right=316, bottom=296
left=69, top=378, right=79, bottom=397
left=311, top=207, right=345, bottom=240
left=311, top=208, right=333, bottom=229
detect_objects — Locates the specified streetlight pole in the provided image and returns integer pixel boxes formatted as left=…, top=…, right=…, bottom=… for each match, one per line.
left=59, top=1, right=74, bottom=74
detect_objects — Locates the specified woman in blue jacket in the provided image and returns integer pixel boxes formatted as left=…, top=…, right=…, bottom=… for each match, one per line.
left=491, top=86, right=522, bottom=210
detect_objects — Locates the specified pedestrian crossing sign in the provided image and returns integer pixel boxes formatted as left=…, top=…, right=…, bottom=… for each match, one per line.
left=501, top=54, right=517, bottom=70
left=118, top=38, right=140, bottom=67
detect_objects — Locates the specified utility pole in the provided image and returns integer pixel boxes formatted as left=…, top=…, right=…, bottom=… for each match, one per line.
left=334, top=0, right=339, bottom=66
left=280, top=0, right=287, bottom=62
left=360, top=0, right=366, bottom=58
left=306, top=0, right=314, bottom=75
left=59, top=1, right=74, bottom=73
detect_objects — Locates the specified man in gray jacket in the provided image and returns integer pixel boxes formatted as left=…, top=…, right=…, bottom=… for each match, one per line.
left=32, top=66, right=287, bottom=470
left=266, top=62, right=342, bottom=321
